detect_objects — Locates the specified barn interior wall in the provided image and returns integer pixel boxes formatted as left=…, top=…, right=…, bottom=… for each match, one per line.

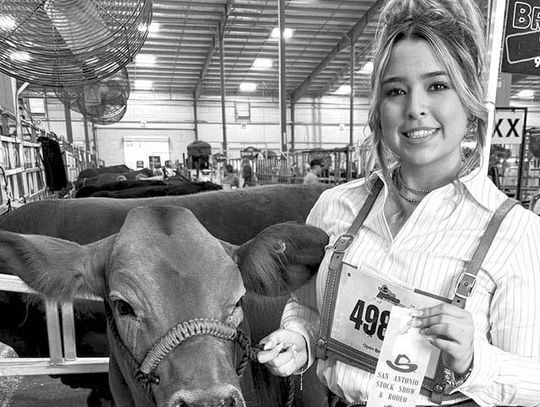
left=38, top=90, right=540, bottom=169
left=39, top=90, right=373, bottom=167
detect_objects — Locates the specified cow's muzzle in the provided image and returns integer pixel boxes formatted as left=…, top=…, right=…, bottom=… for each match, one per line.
left=169, top=385, right=243, bottom=407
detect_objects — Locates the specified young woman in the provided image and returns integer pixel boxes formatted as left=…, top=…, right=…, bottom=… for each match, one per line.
left=258, top=0, right=540, bottom=406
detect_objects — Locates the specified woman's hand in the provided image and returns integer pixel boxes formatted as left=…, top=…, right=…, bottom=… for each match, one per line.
left=257, top=329, right=308, bottom=377
left=410, top=303, right=474, bottom=375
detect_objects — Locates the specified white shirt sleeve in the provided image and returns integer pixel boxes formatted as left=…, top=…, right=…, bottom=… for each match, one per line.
left=279, top=190, right=331, bottom=371
left=458, top=217, right=540, bottom=406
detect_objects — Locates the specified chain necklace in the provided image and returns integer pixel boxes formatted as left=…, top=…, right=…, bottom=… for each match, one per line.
left=392, top=168, right=430, bottom=204
left=396, top=167, right=434, bottom=194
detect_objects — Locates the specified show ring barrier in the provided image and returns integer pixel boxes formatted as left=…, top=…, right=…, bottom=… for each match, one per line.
left=0, top=274, right=108, bottom=376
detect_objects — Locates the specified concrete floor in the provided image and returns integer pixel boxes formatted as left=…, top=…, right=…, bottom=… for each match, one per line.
left=2, top=375, right=89, bottom=407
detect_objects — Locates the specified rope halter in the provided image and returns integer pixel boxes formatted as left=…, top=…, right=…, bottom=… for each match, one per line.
left=140, top=318, right=238, bottom=376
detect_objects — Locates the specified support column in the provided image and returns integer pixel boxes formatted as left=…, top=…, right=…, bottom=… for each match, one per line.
left=63, top=103, right=73, bottom=143
left=83, top=116, right=90, bottom=152
left=348, top=41, right=355, bottom=179
left=483, top=0, right=507, bottom=170
left=290, top=101, right=295, bottom=151
left=219, top=28, right=227, bottom=154
left=193, top=97, right=199, bottom=141
left=278, top=0, right=287, bottom=153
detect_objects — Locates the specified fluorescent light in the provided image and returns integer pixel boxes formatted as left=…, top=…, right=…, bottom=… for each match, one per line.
left=358, top=61, right=373, bottom=74
left=516, top=89, right=534, bottom=99
left=239, top=82, right=257, bottom=92
left=9, top=51, right=31, bottom=62
left=271, top=27, right=294, bottom=40
left=0, top=16, right=16, bottom=31
left=138, top=22, right=160, bottom=33
left=334, top=85, right=351, bottom=95
left=148, top=23, right=160, bottom=33
left=252, top=58, right=273, bottom=70
left=135, top=54, right=156, bottom=66
left=134, top=80, right=153, bottom=90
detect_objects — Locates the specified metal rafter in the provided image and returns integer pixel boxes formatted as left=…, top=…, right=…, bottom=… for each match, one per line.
left=194, top=0, right=235, bottom=99
left=290, top=0, right=384, bottom=102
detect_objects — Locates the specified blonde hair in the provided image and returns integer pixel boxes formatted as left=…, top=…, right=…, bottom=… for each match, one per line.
left=366, top=0, right=487, bottom=198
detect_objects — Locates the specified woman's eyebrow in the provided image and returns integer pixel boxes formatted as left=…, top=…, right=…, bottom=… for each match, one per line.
left=382, top=70, right=449, bottom=85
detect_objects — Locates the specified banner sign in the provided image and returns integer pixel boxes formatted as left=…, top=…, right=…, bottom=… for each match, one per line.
left=501, top=0, right=540, bottom=76
left=492, top=108, right=527, bottom=145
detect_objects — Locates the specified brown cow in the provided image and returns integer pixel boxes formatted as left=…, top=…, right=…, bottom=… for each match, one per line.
left=0, top=206, right=328, bottom=407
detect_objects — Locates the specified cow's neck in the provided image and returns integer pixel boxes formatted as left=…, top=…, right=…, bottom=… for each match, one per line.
left=105, top=302, right=157, bottom=406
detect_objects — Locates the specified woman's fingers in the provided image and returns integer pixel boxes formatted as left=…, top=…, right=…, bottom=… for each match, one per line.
left=257, top=329, right=307, bottom=376
left=409, top=304, right=474, bottom=374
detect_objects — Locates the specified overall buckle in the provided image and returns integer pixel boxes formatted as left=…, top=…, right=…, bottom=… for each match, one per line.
left=332, top=234, right=355, bottom=253
left=454, top=272, right=477, bottom=299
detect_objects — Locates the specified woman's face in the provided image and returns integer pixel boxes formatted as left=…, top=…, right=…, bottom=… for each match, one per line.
left=379, top=38, right=468, bottom=174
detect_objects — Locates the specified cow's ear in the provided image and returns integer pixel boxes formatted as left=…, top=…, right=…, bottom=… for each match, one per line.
left=0, top=231, right=116, bottom=301
left=233, top=223, right=328, bottom=296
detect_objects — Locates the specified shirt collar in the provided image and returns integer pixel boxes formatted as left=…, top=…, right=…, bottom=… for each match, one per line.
left=369, top=168, right=507, bottom=212
left=457, top=167, right=508, bottom=211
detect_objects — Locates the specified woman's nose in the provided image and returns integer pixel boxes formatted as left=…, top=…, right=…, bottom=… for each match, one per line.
left=406, top=90, right=428, bottom=119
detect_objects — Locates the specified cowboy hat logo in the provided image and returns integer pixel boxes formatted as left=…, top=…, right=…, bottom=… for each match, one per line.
left=386, top=354, right=418, bottom=373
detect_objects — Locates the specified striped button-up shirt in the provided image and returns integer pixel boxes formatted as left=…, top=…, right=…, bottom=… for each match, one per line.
left=281, top=170, right=540, bottom=406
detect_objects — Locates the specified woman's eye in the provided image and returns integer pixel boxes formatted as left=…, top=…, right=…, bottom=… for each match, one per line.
left=430, top=82, right=449, bottom=91
left=114, top=299, right=135, bottom=317
left=384, top=88, right=405, bottom=97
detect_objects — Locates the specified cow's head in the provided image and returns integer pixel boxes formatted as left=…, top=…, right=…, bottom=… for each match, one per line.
left=0, top=206, right=328, bottom=407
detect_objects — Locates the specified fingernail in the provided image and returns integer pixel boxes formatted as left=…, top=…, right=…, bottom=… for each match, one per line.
left=408, top=318, right=421, bottom=327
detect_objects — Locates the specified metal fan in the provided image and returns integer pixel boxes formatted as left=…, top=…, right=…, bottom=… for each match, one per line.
left=55, top=67, right=130, bottom=125
left=0, top=0, right=152, bottom=87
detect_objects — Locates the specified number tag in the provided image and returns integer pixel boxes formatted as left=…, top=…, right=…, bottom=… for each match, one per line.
left=330, top=263, right=446, bottom=377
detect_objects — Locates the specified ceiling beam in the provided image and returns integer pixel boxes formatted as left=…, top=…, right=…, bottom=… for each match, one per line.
left=193, top=0, right=234, bottom=99
left=290, top=0, right=383, bottom=102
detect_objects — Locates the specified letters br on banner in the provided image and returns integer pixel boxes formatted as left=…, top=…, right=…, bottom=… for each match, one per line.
left=492, top=108, right=527, bottom=145
left=501, top=0, right=540, bottom=76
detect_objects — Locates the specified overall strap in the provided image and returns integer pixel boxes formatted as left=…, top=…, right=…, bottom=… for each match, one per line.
left=451, top=198, right=519, bottom=308
left=430, top=198, right=519, bottom=404
left=317, top=177, right=384, bottom=358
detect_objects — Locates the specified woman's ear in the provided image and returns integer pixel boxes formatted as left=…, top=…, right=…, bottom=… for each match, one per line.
left=230, top=223, right=328, bottom=296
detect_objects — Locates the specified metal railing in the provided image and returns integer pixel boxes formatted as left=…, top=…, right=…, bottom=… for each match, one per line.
left=0, top=274, right=108, bottom=376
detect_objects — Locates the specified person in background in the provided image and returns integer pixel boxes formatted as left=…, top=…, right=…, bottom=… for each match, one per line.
left=221, top=164, right=240, bottom=189
left=303, top=159, right=323, bottom=185
left=241, top=160, right=253, bottom=187
left=258, top=0, right=540, bottom=406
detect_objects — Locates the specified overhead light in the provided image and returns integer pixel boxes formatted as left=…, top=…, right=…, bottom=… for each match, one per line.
left=9, top=51, right=31, bottom=62
left=148, top=22, right=160, bottom=33
left=252, top=58, right=273, bottom=70
left=271, top=27, right=294, bottom=40
left=358, top=61, right=373, bottom=74
left=135, top=80, right=153, bottom=90
left=334, top=85, right=351, bottom=95
left=239, top=82, right=257, bottom=92
left=135, top=54, right=156, bottom=66
left=516, top=89, right=534, bottom=99
left=0, top=16, right=16, bottom=31
left=138, top=22, right=160, bottom=33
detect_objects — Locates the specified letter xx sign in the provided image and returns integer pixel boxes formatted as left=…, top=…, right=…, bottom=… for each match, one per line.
left=491, top=108, right=527, bottom=145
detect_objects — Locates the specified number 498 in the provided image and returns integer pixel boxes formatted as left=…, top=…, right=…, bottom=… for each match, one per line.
left=349, top=300, right=390, bottom=341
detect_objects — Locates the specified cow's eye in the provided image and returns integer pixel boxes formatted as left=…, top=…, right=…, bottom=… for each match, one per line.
left=114, top=299, right=135, bottom=317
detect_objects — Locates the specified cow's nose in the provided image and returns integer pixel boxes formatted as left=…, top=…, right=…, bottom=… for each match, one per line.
left=170, top=385, right=244, bottom=407
left=174, top=396, right=237, bottom=407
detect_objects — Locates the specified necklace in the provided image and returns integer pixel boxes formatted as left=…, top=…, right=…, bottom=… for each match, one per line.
left=396, top=167, right=434, bottom=194
left=397, top=190, right=422, bottom=203
left=391, top=168, right=425, bottom=204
